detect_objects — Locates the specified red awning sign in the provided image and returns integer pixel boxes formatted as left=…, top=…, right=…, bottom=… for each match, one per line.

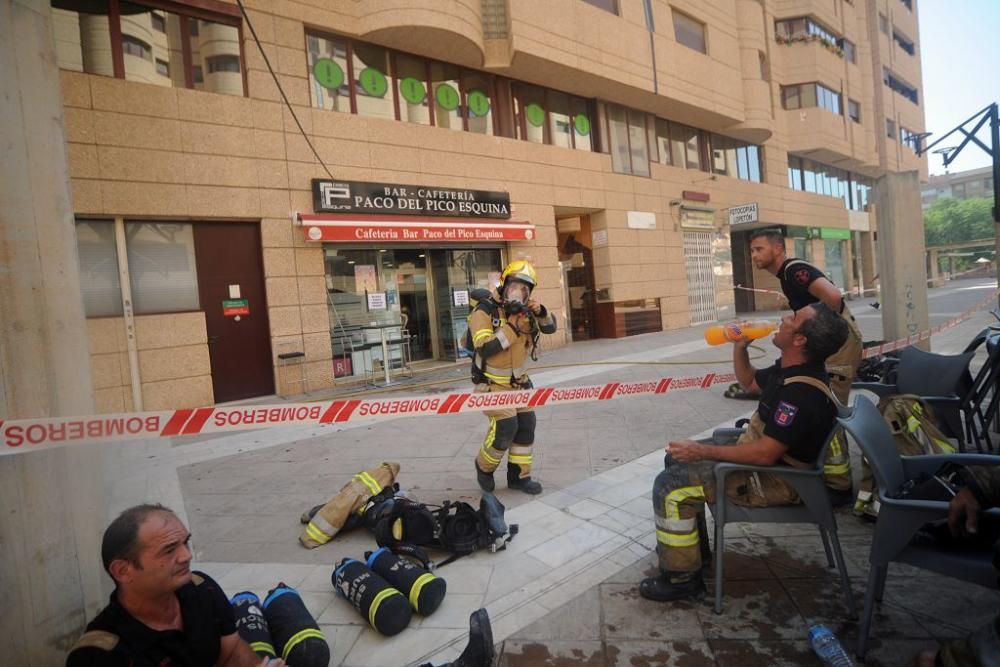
left=299, top=214, right=535, bottom=243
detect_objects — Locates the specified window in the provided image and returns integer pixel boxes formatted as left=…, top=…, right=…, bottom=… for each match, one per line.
left=606, top=104, right=651, bottom=176
left=848, top=99, right=860, bottom=123
left=581, top=0, right=618, bottom=13
left=775, top=17, right=844, bottom=54
left=206, top=55, right=240, bottom=74
left=673, top=10, right=707, bottom=54
left=883, top=68, right=918, bottom=104
left=395, top=54, right=431, bottom=126
left=709, top=134, right=761, bottom=182
left=758, top=52, right=769, bottom=80
left=886, top=118, right=896, bottom=139
left=900, top=0, right=912, bottom=11
left=548, top=91, right=574, bottom=149
left=462, top=71, right=497, bottom=137
left=787, top=156, right=870, bottom=210
left=352, top=42, right=395, bottom=121
left=125, top=222, right=200, bottom=314
left=121, top=35, right=151, bottom=61
left=515, top=83, right=546, bottom=144
left=879, top=13, right=889, bottom=34
left=75, top=220, right=122, bottom=318
left=52, top=3, right=243, bottom=96
left=900, top=126, right=921, bottom=152
left=781, top=83, right=841, bottom=114
left=840, top=39, right=856, bottom=63
left=307, top=34, right=351, bottom=114
left=893, top=30, right=915, bottom=55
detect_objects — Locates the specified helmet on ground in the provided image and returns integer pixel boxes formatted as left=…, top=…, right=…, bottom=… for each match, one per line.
left=500, top=260, right=537, bottom=291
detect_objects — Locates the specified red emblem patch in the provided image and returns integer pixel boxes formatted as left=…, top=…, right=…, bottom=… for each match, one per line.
left=794, top=269, right=811, bottom=285
left=774, top=401, right=799, bottom=426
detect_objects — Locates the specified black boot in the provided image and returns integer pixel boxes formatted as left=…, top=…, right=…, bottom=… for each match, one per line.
left=427, top=608, right=495, bottom=667
left=507, top=463, right=542, bottom=494
left=639, top=571, right=706, bottom=602
left=476, top=462, right=495, bottom=493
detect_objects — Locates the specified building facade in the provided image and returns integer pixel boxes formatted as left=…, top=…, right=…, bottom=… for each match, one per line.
left=922, top=165, right=996, bottom=209
left=49, top=0, right=926, bottom=411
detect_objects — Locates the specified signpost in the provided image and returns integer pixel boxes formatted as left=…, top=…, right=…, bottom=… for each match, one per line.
left=727, top=202, right=759, bottom=226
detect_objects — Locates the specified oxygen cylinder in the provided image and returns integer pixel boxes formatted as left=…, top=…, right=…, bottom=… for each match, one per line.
left=261, top=583, right=330, bottom=667
left=366, top=547, right=447, bottom=616
left=333, top=558, right=412, bottom=636
left=230, top=592, right=276, bottom=659
left=704, top=320, right=777, bottom=345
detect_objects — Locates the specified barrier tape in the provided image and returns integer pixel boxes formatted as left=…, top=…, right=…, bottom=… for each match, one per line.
left=0, top=373, right=737, bottom=456
left=861, top=288, right=998, bottom=359
left=1, top=287, right=996, bottom=457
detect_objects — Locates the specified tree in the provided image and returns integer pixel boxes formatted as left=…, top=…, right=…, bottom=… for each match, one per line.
left=924, top=197, right=995, bottom=270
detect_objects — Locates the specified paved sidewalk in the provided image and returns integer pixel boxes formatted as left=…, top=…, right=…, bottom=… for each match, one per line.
left=104, top=279, right=1000, bottom=667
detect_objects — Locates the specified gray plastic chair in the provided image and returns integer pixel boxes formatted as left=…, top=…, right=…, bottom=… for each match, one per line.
left=709, top=415, right=857, bottom=618
left=836, top=395, right=1000, bottom=659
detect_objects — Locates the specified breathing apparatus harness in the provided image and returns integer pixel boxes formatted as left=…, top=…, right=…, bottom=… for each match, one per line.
left=463, top=287, right=542, bottom=387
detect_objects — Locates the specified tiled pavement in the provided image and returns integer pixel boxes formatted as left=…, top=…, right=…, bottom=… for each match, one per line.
left=107, top=279, right=1000, bottom=666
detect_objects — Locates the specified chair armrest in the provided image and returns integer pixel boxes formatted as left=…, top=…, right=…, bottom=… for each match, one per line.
left=851, top=382, right=898, bottom=396
left=714, top=463, right=821, bottom=488
left=920, top=395, right=961, bottom=405
left=711, top=428, right=746, bottom=444
left=901, top=453, right=1000, bottom=478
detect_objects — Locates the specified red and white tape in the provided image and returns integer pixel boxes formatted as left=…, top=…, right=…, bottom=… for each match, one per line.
left=861, top=289, right=998, bottom=359
left=0, top=373, right=737, bottom=456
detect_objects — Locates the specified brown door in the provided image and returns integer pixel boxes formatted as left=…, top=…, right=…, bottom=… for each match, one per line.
left=194, top=222, right=274, bottom=402
left=731, top=230, right=756, bottom=314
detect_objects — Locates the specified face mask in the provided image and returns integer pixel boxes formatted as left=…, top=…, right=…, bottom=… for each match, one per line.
left=504, top=283, right=528, bottom=304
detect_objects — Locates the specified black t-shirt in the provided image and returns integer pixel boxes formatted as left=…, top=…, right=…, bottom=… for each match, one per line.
left=777, top=258, right=826, bottom=311
left=754, top=360, right=836, bottom=464
left=66, top=572, right=237, bottom=667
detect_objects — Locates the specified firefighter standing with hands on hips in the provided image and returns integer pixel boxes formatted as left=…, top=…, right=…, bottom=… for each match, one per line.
left=471, top=260, right=557, bottom=495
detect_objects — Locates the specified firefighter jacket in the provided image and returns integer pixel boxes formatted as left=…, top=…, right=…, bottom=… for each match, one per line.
left=470, top=291, right=556, bottom=386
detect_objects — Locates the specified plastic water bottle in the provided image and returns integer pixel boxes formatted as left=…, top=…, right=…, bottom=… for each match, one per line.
left=808, top=625, right=854, bottom=666
left=703, top=320, right=777, bottom=345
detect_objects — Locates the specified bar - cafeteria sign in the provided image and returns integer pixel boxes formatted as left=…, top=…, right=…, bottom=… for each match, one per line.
left=312, top=179, right=511, bottom=219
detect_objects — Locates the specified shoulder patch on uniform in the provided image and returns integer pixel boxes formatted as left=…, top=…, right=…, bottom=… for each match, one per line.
left=71, top=630, right=120, bottom=652
left=773, top=401, right=799, bottom=426
left=191, top=573, right=205, bottom=585
left=794, top=268, right=811, bottom=285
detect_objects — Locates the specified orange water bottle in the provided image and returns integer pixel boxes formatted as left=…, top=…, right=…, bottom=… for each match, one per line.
left=704, top=320, right=777, bottom=345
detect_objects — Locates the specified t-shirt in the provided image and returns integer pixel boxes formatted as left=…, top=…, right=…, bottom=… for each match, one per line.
left=754, top=360, right=836, bottom=464
left=66, top=572, right=237, bottom=667
left=777, top=258, right=827, bottom=311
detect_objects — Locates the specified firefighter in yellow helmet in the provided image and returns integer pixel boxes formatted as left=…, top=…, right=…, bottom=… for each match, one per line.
left=471, top=260, right=557, bottom=494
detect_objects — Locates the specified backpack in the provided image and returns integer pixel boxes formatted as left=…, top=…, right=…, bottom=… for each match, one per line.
left=461, top=289, right=503, bottom=383
left=854, top=394, right=956, bottom=519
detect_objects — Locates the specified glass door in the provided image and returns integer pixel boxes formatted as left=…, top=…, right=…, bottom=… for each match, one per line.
left=430, top=249, right=503, bottom=360
left=391, top=249, right=433, bottom=361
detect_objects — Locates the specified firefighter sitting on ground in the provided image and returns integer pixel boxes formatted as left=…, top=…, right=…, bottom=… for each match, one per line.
left=641, top=302, right=848, bottom=602
left=471, top=260, right=557, bottom=495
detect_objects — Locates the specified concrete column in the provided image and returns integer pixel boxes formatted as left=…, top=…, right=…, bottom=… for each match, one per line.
left=0, top=1, right=108, bottom=663
left=843, top=238, right=856, bottom=295
left=928, top=249, right=940, bottom=285
left=873, top=171, right=930, bottom=349
left=860, top=231, right=877, bottom=294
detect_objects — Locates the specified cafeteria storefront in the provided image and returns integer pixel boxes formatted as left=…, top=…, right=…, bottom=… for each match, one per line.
left=299, top=180, right=535, bottom=379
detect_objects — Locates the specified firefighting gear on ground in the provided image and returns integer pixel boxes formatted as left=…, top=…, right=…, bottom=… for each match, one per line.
left=334, top=558, right=414, bottom=636
left=299, top=463, right=518, bottom=564
left=366, top=546, right=447, bottom=615
left=465, top=260, right=557, bottom=496
left=229, top=584, right=331, bottom=667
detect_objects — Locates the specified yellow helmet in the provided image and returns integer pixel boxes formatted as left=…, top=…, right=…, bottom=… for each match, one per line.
left=500, top=259, right=537, bottom=291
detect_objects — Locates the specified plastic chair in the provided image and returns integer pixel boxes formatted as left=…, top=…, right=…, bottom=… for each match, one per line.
left=835, top=395, right=1000, bottom=659
left=709, top=416, right=857, bottom=618
left=853, top=346, right=975, bottom=449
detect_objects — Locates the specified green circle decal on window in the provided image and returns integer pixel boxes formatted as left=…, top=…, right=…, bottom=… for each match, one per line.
left=574, top=113, right=591, bottom=136
left=312, top=58, right=344, bottom=91
left=467, top=89, right=490, bottom=117
left=359, top=67, right=388, bottom=98
left=435, top=83, right=460, bottom=111
left=400, top=76, right=426, bottom=104
left=525, top=103, right=545, bottom=127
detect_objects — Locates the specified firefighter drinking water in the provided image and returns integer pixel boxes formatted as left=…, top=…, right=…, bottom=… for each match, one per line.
left=470, top=260, right=557, bottom=494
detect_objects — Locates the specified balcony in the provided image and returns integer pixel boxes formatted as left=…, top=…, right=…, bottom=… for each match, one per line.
left=356, top=0, right=484, bottom=68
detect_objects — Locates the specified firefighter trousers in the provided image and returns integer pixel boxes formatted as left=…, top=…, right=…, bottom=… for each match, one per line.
left=474, top=381, right=537, bottom=479
left=823, top=305, right=863, bottom=492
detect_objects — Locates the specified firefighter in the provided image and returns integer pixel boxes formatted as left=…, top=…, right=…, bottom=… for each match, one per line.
left=640, top=303, right=848, bottom=601
left=749, top=229, right=863, bottom=505
left=471, top=259, right=557, bottom=495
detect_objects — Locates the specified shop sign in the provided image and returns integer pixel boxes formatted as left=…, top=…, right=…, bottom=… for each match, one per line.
left=222, top=299, right=249, bottom=316
left=821, top=227, right=852, bottom=240
left=680, top=206, right=716, bottom=230
left=727, top=203, right=758, bottom=226
left=312, top=179, right=511, bottom=219
left=300, top=214, right=535, bottom=243
left=627, top=211, right=656, bottom=230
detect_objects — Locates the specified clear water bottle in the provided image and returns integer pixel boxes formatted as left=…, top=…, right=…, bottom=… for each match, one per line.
left=808, top=625, right=854, bottom=666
